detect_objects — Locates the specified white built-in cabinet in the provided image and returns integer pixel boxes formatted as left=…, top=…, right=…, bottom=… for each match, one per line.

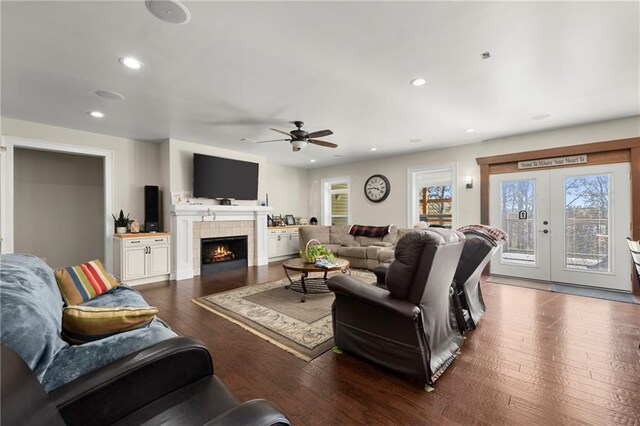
left=268, top=227, right=300, bottom=260
left=113, top=233, right=171, bottom=286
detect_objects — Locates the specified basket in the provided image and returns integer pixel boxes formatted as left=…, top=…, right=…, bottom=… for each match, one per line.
left=302, top=239, right=324, bottom=263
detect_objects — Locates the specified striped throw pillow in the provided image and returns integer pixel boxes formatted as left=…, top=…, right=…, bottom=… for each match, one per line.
left=54, top=259, right=118, bottom=305
left=62, top=305, right=158, bottom=345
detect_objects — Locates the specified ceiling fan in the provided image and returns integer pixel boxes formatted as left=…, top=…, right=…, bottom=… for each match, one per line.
left=252, top=121, right=337, bottom=152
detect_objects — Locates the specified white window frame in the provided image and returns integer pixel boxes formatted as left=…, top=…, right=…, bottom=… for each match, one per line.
left=321, top=176, right=352, bottom=226
left=407, top=163, right=458, bottom=229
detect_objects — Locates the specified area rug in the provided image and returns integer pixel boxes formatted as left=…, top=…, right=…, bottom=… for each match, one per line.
left=192, top=269, right=376, bottom=361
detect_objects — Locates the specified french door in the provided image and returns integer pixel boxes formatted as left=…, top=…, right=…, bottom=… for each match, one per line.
left=490, top=163, right=631, bottom=291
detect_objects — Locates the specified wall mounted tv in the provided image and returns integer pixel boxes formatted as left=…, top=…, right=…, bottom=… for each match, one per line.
left=193, top=154, right=259, bottom=200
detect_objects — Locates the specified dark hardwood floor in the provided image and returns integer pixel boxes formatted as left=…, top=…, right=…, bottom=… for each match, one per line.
left=138, top=262, right=640, bottom=425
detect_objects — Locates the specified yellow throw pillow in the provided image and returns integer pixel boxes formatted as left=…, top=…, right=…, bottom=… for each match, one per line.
left=62, top=305, right=158, bottom=345
left=55, top=259, right=118, bottom=305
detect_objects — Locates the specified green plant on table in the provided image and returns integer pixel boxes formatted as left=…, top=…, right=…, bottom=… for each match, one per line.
left=112, top=210, right=130, bottom=227
left=301, top=239, right=336, bottom=263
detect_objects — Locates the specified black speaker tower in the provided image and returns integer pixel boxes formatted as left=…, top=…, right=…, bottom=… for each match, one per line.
left=145, top=185, right=160, bottom=232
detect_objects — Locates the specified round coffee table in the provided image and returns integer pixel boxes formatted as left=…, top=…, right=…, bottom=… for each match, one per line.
left=282, top=257, right=350, bottom=302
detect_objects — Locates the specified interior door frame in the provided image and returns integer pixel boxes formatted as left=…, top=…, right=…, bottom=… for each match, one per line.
left=0, top=136, right=114, bottom=272
left=477, top=136, right=640, bottom=293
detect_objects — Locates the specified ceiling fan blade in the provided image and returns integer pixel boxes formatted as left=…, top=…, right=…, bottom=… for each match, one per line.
left=307, top=129, right=333, bottom=138
left=257, top=139, right=289, bottom=143
left=270, top=128, right=293, bottom=137
left=309, top=139, right=338, bottom=148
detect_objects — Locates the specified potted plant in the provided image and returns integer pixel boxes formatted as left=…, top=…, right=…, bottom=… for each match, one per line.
left=112, top=210, right=130, bottom=234
left=301, top=239, right=336, bottom=263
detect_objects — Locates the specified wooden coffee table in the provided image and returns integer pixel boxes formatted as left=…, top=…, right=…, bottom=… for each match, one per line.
left=282, top=257, right=350, bottom=302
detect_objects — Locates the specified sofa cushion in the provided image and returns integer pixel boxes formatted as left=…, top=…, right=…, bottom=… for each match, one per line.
left=382, top=225, right=400, bottom=245
left=55, top=259, right=118, bottom=305
left=300, top=226, right=331, bottom=245
left=336, top=246, right=368, bottom=259
left=355, top=235, right=385, bottom=246
left=0, top=254, right=69, bottom=383
left=62, top=306, right=159, bottom=345
left=324, top=244, right=342, bottom=255
left=330, top=225, right=359, bottom=247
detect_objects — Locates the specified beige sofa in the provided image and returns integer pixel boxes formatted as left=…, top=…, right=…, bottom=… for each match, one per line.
left=299, top=225, right=412, bottom=270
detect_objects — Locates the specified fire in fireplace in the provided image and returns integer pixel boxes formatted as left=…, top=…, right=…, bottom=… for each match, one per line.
left=201, top=236, right=248, bottom=274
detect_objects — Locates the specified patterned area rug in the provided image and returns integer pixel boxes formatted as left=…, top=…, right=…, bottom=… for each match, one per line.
left=192, top=269, right=376, bottom=361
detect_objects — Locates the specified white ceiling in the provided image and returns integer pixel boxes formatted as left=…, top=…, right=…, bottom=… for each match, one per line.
left=2, top=1, right=638, bottom=168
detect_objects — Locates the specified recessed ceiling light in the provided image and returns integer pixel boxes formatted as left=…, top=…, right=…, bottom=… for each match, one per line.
left=88, top=111, right=104, bottom=118
left=531, top=114, right=551, bottom=120
left=310, top=159, right=316, bottom=163
left=410, top=78, right=426, bottom=87
left=119, top=57, right=144, bottom=70
left=370, top=147, right=378, bottom=151
left=465, top=128, right=476, bottom=133
left=145, top=0, right=191, bottom=24
left=95, top=90, right=125, bottom=101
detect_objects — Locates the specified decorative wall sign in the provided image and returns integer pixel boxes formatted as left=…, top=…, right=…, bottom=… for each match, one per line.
left=518, top=210, right=528, bottom=220
left=518, top=155, right=587, bottom=169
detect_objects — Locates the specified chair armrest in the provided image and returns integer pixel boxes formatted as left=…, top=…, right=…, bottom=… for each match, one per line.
left=373, top=263, right=389, bottom=285
left=50, top=337, right=213, bottom=426
left=328, top=275, right=420, bottom=321
left=205, top=399, right=291, bottom=426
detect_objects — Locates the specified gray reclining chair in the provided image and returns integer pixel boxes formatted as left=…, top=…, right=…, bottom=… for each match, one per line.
left=327, top=229, right=465, bottom=386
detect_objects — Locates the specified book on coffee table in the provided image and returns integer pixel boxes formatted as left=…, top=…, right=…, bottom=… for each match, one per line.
left=314, top=258, right=339, bottom=269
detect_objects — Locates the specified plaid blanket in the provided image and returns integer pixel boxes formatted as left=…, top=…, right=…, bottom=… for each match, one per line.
left=457, top=224, right=508, bottom=246
left=348, top=224, right=391, bottom=238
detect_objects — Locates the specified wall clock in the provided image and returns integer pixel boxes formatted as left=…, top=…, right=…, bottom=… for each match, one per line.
left=364, top=174, right=390, bottom=203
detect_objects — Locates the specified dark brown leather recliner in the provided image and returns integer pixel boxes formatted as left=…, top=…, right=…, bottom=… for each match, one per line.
left=327, top=229, right=465, bottom=386
left=375, top=231, right=500, bottom=333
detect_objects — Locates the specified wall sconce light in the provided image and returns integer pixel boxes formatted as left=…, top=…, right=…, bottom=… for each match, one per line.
left=465, top=176, right=473, bottom=189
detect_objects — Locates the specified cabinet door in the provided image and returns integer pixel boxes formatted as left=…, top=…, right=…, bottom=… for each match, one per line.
left=276, top=235, right=289, bottom=257
left=149, top=245, right=170, bottom=276
left=123, top=247, right=147, bottom=280
left=289, top=232, right=300, bottom=254
left=268, top=235, right=279, bottom=258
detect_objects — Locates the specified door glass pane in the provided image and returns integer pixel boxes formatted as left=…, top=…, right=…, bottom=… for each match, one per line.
left=564, top=174, right=610, bottom=272
left=500, top=179, right=536, bottom=265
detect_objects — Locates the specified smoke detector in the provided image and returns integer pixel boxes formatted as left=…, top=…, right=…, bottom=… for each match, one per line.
left=145, top=0, right=191, bottom=24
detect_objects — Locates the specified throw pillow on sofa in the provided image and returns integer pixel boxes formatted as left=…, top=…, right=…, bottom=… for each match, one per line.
left=54, top=259, right=118, bottom=305
left=62, top=305, right=158, bottom=345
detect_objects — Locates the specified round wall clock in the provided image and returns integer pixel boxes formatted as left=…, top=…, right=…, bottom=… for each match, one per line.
left=364, top=174, right=390, bottom=203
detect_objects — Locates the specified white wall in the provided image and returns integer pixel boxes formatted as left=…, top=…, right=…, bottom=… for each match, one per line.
left=1, top=118, right=162, bottom=223
left=264, top=163, right=309, bottom=218
left=308, top=116, right=640, bottom=228
left=14, top=148, right=104, bottom=268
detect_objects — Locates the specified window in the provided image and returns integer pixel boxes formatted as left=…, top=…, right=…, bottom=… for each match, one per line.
left=322, top=177, right=351, bottom=225
left=419, top=185, right=453, bottom=227
left=408, top=164, right=457, bottom=228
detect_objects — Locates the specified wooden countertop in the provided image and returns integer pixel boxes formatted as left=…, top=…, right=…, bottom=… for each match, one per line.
left=114, top=232, right=171, bottom=238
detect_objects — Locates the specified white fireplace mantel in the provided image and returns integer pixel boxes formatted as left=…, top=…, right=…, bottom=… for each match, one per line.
left=171, top=204, right=272, bottom=280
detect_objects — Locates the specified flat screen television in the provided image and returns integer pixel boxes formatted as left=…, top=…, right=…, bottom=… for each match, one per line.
left=193, top=154, right=259, bottom=200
